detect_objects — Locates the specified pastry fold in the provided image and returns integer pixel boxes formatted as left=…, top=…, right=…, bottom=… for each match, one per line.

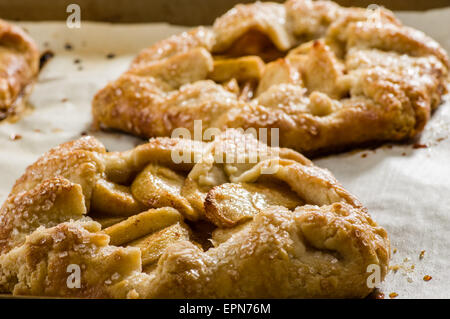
left=92, top=0, right=449, bottom=156
left=0, top=130, right=389, bottom=298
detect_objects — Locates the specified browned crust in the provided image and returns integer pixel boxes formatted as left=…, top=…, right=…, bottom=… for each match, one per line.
left=0, top=131, right=389, bottom=298
left=92, top=0, right=448, bottom=155
left=0, top=20, right=39, bottom=120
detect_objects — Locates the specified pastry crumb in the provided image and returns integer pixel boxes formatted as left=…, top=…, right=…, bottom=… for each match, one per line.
left=390, top=264, right=400, bottom=272
left=389, top=292, right=398, bottom=299
left=419, top=250, right=425, bottom=259
left=9, top=133, right=22, bottom=141
left=39, top=50, right=54, bottom=70
left=412, top=143, right=427, bottom=149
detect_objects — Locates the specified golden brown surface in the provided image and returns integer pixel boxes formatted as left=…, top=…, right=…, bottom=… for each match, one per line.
left=0, top=130, right=389, bottom=298
left=0, top=20, right=39, bottom=120
left=92, top=0, right=449, bottom=156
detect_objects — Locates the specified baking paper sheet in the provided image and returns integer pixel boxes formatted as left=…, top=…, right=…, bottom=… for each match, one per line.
left=1, top=7, right=450, bottom=298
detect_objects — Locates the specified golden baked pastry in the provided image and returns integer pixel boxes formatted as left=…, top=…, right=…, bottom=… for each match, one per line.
left=92, top=0, right=449, bottom=156
left=0, top=129, right=389, bottom=298
left=0, top=20, right=39, bottom=120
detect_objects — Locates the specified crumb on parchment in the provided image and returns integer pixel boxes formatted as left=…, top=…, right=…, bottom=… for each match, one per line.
left=389, top=292, right=398, bottom=299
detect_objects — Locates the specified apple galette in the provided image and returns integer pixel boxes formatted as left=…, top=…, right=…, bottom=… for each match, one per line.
left=0, top=130, right=389, bottom=298
left=0, top=20, right=39, bottom=121
left=92, top=0, right=449, bottom=156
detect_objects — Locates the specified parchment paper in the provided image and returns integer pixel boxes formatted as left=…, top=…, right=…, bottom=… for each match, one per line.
left=1, top=7, right=449, bottom=298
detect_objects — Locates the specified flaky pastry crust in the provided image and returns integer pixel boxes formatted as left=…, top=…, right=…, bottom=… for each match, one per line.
left=0, top=20, right=39, bottom=120
left=92, top=0, right=449, bottom=156
left=0, top=130, right=389, bottom=298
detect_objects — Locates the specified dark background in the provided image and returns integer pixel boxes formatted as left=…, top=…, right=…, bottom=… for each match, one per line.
left=1, top=0, right=449, bottom=25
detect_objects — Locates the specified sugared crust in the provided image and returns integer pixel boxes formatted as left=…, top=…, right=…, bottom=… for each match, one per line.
left=0, top=131, right=389, bottom=298
left=92, top=0, right=448, bottom=156
left=10, top=136, right=106, bottom=209
left=121, top=203, right=388, bottom=298
left=0, top=20, right=39, bottom=117
left=0, top=219, right=141, bottom=297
